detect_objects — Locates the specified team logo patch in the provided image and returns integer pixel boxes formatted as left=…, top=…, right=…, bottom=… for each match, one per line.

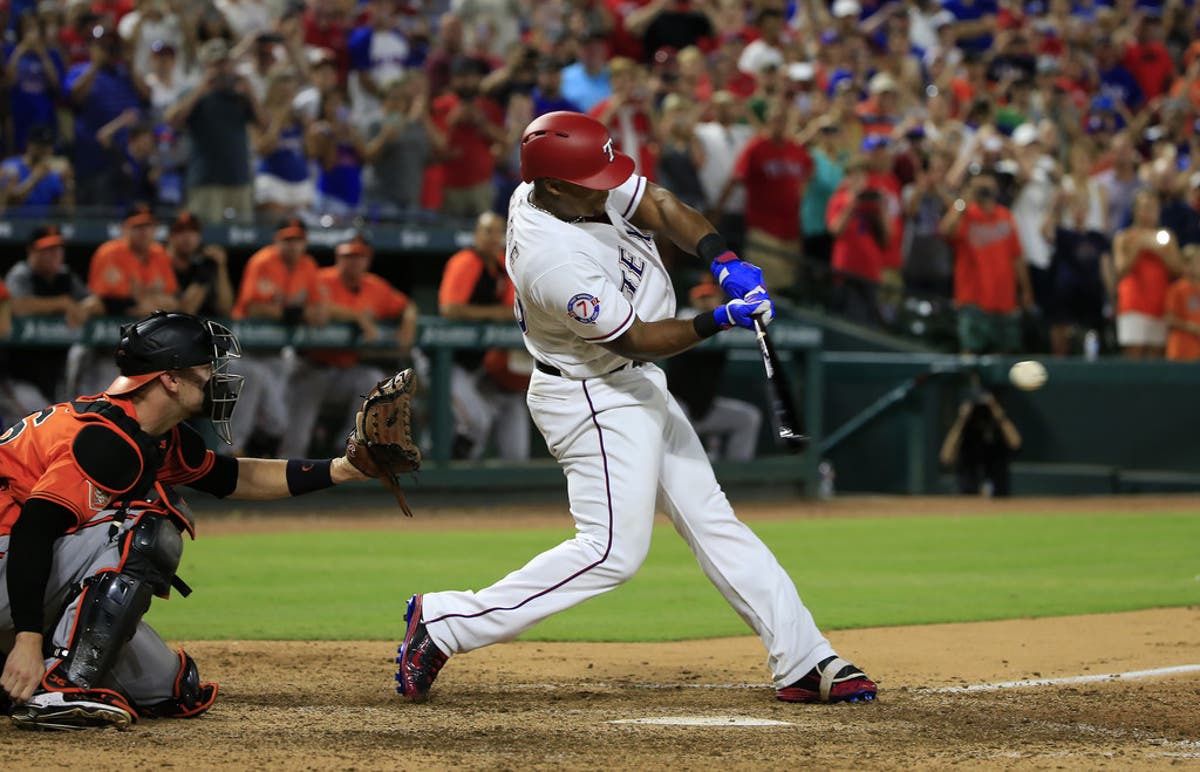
left=567, top=293, right=601, bottom=324
left=87, top=482, right=111, bottom=512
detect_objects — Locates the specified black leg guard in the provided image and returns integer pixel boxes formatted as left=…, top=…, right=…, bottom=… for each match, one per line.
left=138, top=652, right=218, bottom=719
left=51, top=513, right=184, bottom=691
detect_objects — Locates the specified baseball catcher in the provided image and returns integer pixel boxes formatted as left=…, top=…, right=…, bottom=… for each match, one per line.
left=0, top=311, right=413, bottom=730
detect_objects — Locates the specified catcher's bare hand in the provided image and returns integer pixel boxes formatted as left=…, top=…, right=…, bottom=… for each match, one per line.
left=345, top=369, right=421, bottom=516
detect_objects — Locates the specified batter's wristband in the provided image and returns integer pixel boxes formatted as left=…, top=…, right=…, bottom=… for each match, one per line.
left=286, top=459, right=334, bottom=496
left=693, top=310, right=722, bottom=339
left=696, top=233, right=731, bottom=263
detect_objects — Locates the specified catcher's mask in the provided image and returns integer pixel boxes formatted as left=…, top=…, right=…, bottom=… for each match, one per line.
left=107, top=311, right=245, bottom=445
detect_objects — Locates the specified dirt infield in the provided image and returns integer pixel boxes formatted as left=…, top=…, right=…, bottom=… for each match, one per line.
left=1, top=496, right=1198, bottom=769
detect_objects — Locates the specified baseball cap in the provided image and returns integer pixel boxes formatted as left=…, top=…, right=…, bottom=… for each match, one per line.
left=688, top=279, right=723, bottom=305
left=170, top=210, right=202, bottom=234
left=868, top=72, right=898, bottom=95
left=862, top=135, right=890, bottom=152
left=1012, top=122, right=1039, bottom=147
left=28, top=224, right=65, bottom=251
left=787, top=62, right=816, bottom=82
left=275, top=217, right=307, bottom=241
left=832, top=0, right=860, bottom=18
left=124, top=203, right=157, bottom=228
left=335, top=235, right=373, bottom=259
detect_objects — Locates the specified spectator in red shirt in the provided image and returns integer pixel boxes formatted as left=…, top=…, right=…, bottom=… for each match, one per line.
left=431, top=56, right=507, bottom=218
left=1123, top=14, right=1175, bottom=101
left=827, top=158, right=889, bottom=325
left=304, top=0, right=351, bottom=82
left=863, top=135, right=905, bottom=273
left=940, top=172, right=1034, bottom=354
left=424, top=12, right=465, bottom=98
left=588, top=57, right=657, bottom=181
left=715, top=99, right=812, bottom=296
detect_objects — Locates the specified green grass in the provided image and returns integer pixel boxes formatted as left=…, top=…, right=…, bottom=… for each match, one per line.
left=146, top=511, right=1200, bottom=641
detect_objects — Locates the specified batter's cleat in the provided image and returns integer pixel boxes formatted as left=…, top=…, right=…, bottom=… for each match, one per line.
left=10, top=690, right=136, bottom=731
left=776, top=656, right=877, bottom=704
left=395, top=594, right=448, bottom=703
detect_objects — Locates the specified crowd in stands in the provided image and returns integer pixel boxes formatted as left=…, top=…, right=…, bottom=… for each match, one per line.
left=2, top=0, right=1200, bottom=398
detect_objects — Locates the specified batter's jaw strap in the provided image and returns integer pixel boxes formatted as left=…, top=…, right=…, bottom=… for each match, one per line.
left=137, top=651, right=218, bottom=719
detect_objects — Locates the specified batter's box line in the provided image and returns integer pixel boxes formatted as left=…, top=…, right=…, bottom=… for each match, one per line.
left=508, top=663, right=1200, bottom=694
left=922, top=663, right=1200, bottom=693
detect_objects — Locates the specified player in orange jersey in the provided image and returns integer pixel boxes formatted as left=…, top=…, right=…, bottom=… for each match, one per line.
left=278, top=235, right=417, bottom=457
left=0, top=311, right=371, bottom=730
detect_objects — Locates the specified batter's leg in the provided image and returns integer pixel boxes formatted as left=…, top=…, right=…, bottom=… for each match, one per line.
left=419, top=373, right=666, bottom=656
left=655, top=382, right=834, bottom=689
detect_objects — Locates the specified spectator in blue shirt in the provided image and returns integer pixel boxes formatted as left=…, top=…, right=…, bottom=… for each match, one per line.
left=941, top=0, right=997, bottom=53
left=0, top=125, right=72, bottom=215
left=1094, top=38, right=1143, bottom=111
left=560, top=32, right=610, bottom=112
left=64, top=26, right=145, bottom=206
left=531, top=57, right=580, bottom=117
left=5, top=11, right=65, bottom=153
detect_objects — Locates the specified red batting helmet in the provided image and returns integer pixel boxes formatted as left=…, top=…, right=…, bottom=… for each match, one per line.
left=520, top=111, right=635, bottom=190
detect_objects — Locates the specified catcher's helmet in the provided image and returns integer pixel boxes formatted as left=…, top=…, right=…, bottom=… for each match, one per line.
left=519, top=111, right=635, bottom=190
left=107, top=311, right=244, bottom=444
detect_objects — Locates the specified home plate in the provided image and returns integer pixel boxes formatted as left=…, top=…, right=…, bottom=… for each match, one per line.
left=608, top=716, right=793, bottom=727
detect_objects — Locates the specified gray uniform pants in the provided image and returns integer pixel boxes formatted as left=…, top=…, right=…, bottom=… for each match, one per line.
left=450, top=365, right=531, bottom=461
left=278, top=361, right=386, bottom=458
left=0, top=509, right=183, bottom=706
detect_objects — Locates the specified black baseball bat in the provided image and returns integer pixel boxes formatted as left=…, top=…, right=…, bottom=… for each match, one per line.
left=752, top=317, right=807, bottom=448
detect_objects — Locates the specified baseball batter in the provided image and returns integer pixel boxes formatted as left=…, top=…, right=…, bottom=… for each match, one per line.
left=397, top=112, right=876, bottom=705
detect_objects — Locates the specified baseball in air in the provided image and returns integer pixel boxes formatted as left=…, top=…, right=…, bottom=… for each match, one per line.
left=1009, top=360, right=1048, bottom=391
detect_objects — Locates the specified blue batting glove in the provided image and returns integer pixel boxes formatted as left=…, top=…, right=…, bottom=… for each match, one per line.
left=713, top=295, right=775, bottom=331
left=711, top=251, right=768, bottom=300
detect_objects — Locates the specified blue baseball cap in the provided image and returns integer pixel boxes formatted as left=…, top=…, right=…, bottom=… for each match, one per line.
left=862, top=135, right=890, bottom=152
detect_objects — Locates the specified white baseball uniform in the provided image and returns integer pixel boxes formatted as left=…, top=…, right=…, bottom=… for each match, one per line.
left=420, top=175, right=835, bottom=688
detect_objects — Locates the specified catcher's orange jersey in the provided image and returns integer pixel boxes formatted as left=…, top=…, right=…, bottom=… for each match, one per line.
left=0, top=396, right=215, bottom=536
left=306, top=268, right=410, bottom=368
left=88, top=239, right=178, bottom=300
left=233, top=245, right=320, bottom=318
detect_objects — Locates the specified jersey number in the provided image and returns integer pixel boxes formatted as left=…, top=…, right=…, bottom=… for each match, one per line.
left=0, top=406, right=55, bottom=446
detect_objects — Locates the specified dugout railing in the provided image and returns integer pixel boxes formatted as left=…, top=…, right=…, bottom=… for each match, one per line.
left=2, top=316, right=826, bottom=496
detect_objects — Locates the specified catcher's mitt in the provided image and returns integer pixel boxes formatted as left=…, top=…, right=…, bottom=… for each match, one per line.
left=346, top=369, right=422, bottom=516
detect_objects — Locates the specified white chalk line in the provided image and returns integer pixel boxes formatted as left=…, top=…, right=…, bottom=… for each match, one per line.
left=512, top=662, right=1200, bottom=695
left=926, top=663, right=1200, bottom=693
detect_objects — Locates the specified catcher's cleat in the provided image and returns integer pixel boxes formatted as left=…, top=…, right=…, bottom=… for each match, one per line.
left=11, top=690, right=136, bottom=731
left=395, top=594, right=448, bottom=703
left=775, top=656, right=877, bottom=704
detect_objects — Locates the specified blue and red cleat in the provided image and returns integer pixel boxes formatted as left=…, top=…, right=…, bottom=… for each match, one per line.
left=775, top=656, right=877, bottom=704
left=395, top=594, right=448, bottom=703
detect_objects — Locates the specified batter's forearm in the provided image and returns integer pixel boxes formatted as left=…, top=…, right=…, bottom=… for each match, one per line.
left=601, top=317, right=705, bottom=361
